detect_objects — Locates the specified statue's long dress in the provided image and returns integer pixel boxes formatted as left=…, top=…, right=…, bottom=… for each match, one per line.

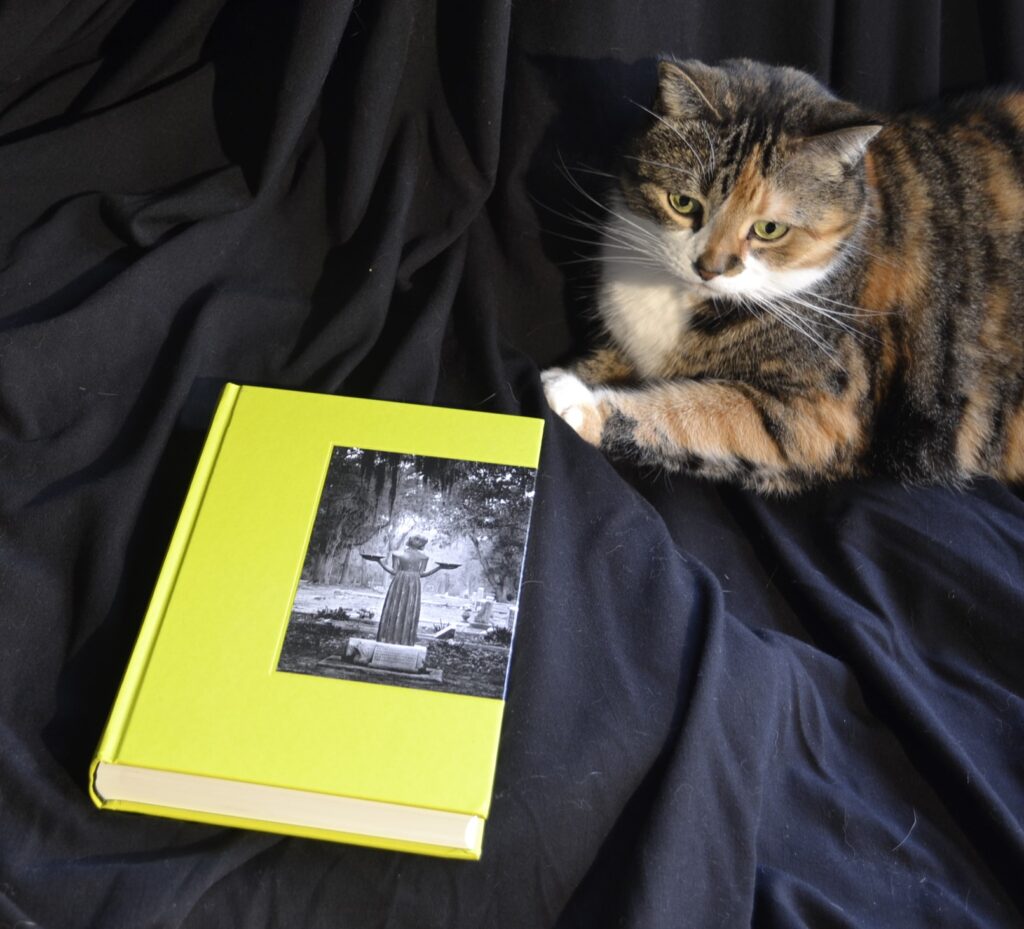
left=376, top=551, right=427, bottom=645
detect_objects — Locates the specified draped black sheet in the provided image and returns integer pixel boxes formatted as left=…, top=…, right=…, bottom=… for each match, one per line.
left=3, top=2, right=1024, bottom=926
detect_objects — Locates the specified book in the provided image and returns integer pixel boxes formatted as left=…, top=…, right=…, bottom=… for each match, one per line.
left=90, top=384, right=544, bottom=859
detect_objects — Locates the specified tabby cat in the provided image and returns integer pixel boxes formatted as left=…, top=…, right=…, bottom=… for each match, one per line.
left=542, top=58, right=1024, bottom=493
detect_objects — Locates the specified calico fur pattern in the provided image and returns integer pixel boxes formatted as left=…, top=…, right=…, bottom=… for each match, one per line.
left=543, top=59, right=1024, bottom=493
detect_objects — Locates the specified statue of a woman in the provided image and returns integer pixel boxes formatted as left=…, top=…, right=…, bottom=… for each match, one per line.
left=364, top=535, right=458, bottom=646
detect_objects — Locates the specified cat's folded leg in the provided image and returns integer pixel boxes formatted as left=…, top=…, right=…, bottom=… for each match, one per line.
left=541, top=348, right=638, bottom=444
left=543, top=373, right=863, bottom=492
left=541, top=368, right=610, bottom=444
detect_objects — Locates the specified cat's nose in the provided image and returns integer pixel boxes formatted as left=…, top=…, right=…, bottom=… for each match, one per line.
left=694, top=254, right=741, bottom=281
left=694, top=260, right=721, bottom=281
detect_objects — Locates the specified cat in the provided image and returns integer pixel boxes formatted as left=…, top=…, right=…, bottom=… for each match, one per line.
left=542, top=58, right=1024, bottom=493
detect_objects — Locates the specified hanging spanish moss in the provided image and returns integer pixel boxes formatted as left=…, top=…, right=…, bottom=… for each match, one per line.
left=387, top=455, right=400, bottom=516
left=358, top=450, right=403, bottom=516
left=412, top=455, right=472, bottom=496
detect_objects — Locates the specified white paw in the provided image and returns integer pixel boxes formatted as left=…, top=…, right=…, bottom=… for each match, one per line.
left=541, top=368, right=603, bottom=440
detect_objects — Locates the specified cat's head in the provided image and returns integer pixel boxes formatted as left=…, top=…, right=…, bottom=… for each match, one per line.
left=615, top=58, right=880, bottom=299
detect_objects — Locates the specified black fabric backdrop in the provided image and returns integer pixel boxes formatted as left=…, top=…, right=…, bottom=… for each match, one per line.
left=2, top=2, right=1024, bottom=927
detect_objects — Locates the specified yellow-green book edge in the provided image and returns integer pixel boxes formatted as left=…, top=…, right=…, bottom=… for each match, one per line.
left=89, top=384, right=242, bottom=790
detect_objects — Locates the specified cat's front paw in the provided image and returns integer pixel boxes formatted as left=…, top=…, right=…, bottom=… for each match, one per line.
left=541, top=368, right=606, bottom=445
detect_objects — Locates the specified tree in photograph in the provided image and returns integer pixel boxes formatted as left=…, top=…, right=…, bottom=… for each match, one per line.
left=303, top=448, right=397, bottom=583
left=302, top=448, right=534, bottom=597
left=431, top=462, right=534, bottom=601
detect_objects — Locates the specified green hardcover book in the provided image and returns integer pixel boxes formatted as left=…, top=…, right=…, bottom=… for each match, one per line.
left=90, top=384, right=544, bottom=859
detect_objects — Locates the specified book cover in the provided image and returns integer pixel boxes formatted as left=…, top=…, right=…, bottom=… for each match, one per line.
left=90, top=384, right=544, bottom=859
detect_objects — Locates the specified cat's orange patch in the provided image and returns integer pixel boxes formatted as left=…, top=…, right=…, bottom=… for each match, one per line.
left=870, top=318, right=901, bottom=399
left=700, top=155, right=770, bottom=272
left=956, top=393, right=994, bottom=472
left=575, top=400, right=608, bottom=446
left=864, top=192, right=929, bottom=315
left=731, top=151, right=771, bottom=211
left=784, top=212, right=855, bottom=270
left=608, top=378, right=866, bottom=474
left=861, top=141, right=929, bottom=314
left=1000, top=93, right=1024, bottom=129
left=862, top=255, right=925, bottom=319
left=1001, top=407, right=1024, bottom=479
left=979, top=145, right=1024, bottom=231
left=790, top=394, right=864, bottom=466
left=613, top=382, right=789, bottom=467
left=812, top=212, right=859, bottom=241
left=959, top=288, right=1015, bottom=472
left=978, top=286, right=1013, bottom=357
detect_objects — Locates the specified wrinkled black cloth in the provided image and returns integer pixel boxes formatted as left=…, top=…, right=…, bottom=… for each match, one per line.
left=2, top=2, right=1024, bottom=927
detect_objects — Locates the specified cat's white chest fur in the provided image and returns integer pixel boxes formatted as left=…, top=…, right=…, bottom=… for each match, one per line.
left=593, top=205, right=702, bottom=378
left=598, top=262, right=701, bottom=378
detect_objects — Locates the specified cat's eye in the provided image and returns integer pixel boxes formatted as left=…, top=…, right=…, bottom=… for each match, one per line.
left=668, top=193, right=700, bottom=216
left=751, top=220, right=789, bottom=241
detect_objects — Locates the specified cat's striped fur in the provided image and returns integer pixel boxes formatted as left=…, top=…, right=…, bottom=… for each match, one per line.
left=543, top=59, right=1024, bottom=492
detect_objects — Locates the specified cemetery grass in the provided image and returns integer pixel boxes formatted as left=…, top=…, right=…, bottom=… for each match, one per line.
left=278, top=611, right=510, bottom=698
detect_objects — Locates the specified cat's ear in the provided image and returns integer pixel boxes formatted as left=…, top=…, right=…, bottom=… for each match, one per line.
left=796, top=124, right=883, bottom=170
left=655, top=60, right=724, bottom=121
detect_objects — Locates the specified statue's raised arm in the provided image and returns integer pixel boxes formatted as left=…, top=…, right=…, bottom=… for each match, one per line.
left=360, top=552, right=395, bottom=576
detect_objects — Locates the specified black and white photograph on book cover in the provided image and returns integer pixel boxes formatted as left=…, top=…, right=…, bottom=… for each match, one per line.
left=277, top=445, right=537, bottom=698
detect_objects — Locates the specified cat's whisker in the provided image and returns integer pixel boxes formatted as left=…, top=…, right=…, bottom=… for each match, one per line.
left=770, top=291, right=878, bottom=344
left=558, top=258, right=663, bottom=271
left=760, top=282, right=876, bottom=328
left=625, top=155, right=692, bottom=177
left=588, top=257, right=664, bottom=268
left=788, top=302, right=875, bottom=343
left=557, top=158, right=668, bottom=249
left=627, top=98, right=708, bottom=174
left=792, top=294, right=879, bottom=330
left=544, top=229, right=659, bottom=261
left=595, top=225, right=664, bottom=255
left=532, top=197, right=662, bottom=260
left=578, top=203, right=665, bottom=251
left=839, top=239, right=900, bottom=269
left=731, top=291, right=843, bottom=363
left=567, top=163, right=619, bottom=180
left=750, top=294, right=841, bottom=361
left=765, top=288, right=863, bottom=325
left=779, top=291, right=864, bottom=319
left=839, top=218, right=901, bottom=268
left=541, top=220, right=670, bottom=268
left=805, top=289, right=895, bottom=317
left=541, top=229, right=613, bottom=249
left=565, top=248, right=664, bottom=265
left=544, top=232, right=661, bottom=267
left=531, top=196, right=616, bottom=237
left=797, top=290, right=871, bottom=316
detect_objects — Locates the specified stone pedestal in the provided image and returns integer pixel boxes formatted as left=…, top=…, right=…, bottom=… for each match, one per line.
left=318, top=637, right=443, bottom=684
left=345, top=637, right=426, bottom=671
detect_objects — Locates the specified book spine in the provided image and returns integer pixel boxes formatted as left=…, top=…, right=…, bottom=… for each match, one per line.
left=89, top=382, right=243, bottom=806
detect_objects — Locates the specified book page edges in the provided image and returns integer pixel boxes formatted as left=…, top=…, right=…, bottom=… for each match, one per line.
left=92, top=763, right=483, bottom=860
left=88, top=383, right=243, bottom=806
